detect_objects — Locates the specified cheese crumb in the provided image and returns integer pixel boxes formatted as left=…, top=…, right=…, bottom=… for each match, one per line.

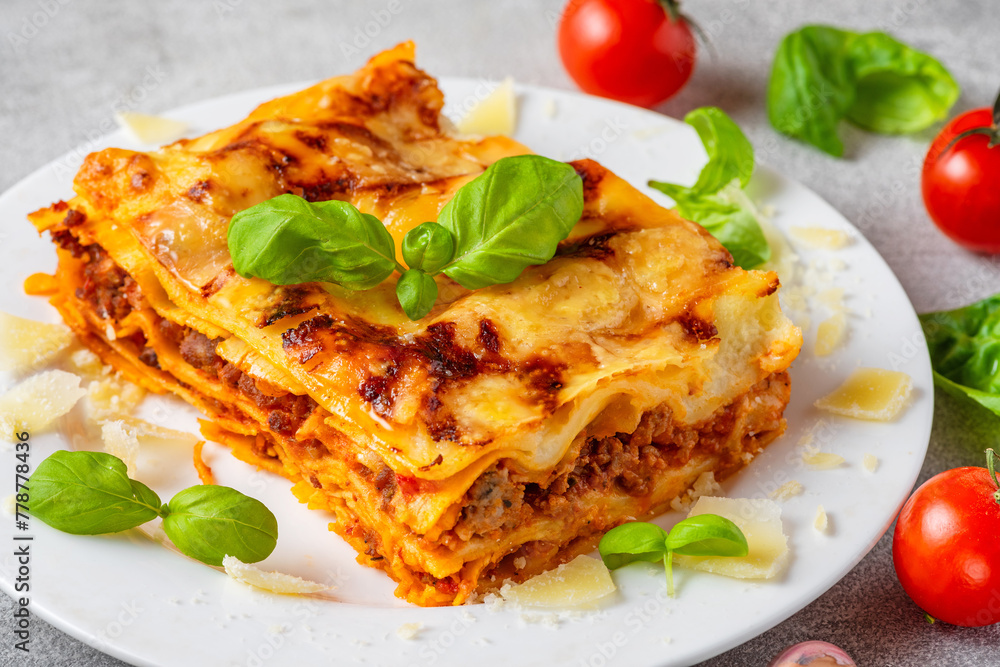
left=0, top=312, right=73, bottom=373
left=222, top=556, right=329, bottom=595
left=87, top=376, right=146, bottom=421
left=670, top=471, right=723, bottom=512
left=0, top=370, right=86, bottom=434
left=116, top=111, right=188, bottom=145
left=863, top=453, right=879, bottom=473
left=769, top=480, right=804, bottom=502
left=67, top=348, right=104, bottom=377
left=457, top=78, right=516, bottom=136
left=802, top=450, right=846, bottom=470
left=513, top=556, right=527, bottom=570
left=789, top=227, right=850, bottom=249
left=814, top=368, right=913, bottom=421
left=395, top=623, right=423, bottom=640
left=1, top=495, right=15, bottom=516
left=814, top=505, right=828, bottom=533
left=498, top=555, right=615, bottom=609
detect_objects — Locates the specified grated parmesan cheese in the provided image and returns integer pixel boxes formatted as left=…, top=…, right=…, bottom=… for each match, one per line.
left=0, top=312, right=73, bottom=373
left=222, top=555, right=329, bottom=595
left=670, top=471, right=723, bottom=512
left=863, top=453, right=879, bottom=473
left=86, top=375, right=146, bottom=421
left=815, top=311, right=846, bottom=356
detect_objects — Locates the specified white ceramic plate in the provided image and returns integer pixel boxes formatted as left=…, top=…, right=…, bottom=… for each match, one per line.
left=0, top=79, right=933, bottom=667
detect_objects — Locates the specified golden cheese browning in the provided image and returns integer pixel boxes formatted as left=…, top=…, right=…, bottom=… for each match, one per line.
left=29, top=42, right=801, bottom=605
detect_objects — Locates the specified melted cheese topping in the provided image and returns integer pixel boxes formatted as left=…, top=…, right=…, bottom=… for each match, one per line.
left=30, top=43, right=802, bottom=541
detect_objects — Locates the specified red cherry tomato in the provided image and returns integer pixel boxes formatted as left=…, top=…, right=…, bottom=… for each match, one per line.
left=921, top=97, right=1000, bottom=253
left=557, top=0, right=696, bottom=108
left=892, top=451, right=1000, bottom=627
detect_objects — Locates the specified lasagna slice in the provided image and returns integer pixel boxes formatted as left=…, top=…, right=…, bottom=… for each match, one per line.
left=28, top=43, right=801, bottom=606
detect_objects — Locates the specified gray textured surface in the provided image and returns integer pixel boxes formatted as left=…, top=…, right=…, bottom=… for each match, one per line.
left=2, top=0, right=999, bottom=665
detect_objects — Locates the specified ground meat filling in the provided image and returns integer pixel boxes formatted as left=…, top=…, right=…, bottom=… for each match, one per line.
left=66, top=237, right=319, bottom=440
left=454, top=374, right=788, bottom=540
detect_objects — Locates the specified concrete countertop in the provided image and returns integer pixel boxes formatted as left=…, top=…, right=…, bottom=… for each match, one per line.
left=2, top=1, right=999, bottom=665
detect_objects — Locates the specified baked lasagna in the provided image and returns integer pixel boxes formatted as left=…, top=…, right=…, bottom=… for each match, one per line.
left=28, top=43, right=801, bottom=606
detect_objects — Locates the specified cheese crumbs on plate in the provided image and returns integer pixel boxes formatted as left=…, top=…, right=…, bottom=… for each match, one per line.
left=789, top=227, right=850, bottom=249
left=769, top=480, right=804, bottom=501
left=222, top=555, right=329, bottom=595
left=395, top=623, right=423, bottom=640
left=814, top=368, right=913, bottom=421
left=863, top=453, right=879, bottom=473
left=802, top=449, right=846, bottom=470
left=814, top=505, right=829, bottom=533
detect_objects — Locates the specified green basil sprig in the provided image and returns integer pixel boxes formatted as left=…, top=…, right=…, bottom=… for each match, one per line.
left=768, top=25, right=960, bottom=156
left=649, top=107, right=771, bottom=269
left=919, top=293, right=1000, bottom=417
left=228, top=155, right=584, bottom=320
left=599, top=514, right=748, bottom=597
left=28, top=450, right=278, bottom=567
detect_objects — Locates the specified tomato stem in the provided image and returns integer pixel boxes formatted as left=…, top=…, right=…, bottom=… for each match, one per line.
left=987, top=448, right=1000, bottom=506
left=656, top=0, right=682, bottom=23
left=941, top=88, right=1000, bottom=155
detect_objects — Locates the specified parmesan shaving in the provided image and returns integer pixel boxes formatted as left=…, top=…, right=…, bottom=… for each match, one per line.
left=863, top=453, right=879, bottom=473
left=814, top=368, right=913, bottom=421
left=498, top=555, right=615, bottom=609
left=116, top=111, right=188, bottom=145
left=0, top=370, right=86, bottom=434
left=222, top=556, right=329, bottom=594
left=101, top=420, right=140, bottom=477
left=0, top=312, right=73, bottom=373
left=457, top=77, right=516, bottom=136
left=815, top=311, right=846, bottom=356
left=86, top=375, right=146, bottom=420
left=674, top=497, right=789, bottom=579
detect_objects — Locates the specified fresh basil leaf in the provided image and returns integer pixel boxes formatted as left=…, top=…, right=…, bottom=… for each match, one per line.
left=402, top=222, right=455, bottom=274
left=228, top=194, right=401, bottom=290
left=767, top=25, right=855, bottom=157
left=665, top=514, right=749, bottom=557
left=598, top=522, right=668, bottom=571
left=920, top=295, right=1000, bottom=416
left=163, top=486, right=278, bottom=567
left=648, top=181, right=770, bottom=269
left=439, top=155, right=584, bottom=289
left=845, top=32, right=960, bottom=134
left=767, top=25, right=960, bottom=156
left=685, top=107, right=755, bottom=194
left=396, top=269, right=438, bottom=320
left=28, top=451, right=161, bottom=535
